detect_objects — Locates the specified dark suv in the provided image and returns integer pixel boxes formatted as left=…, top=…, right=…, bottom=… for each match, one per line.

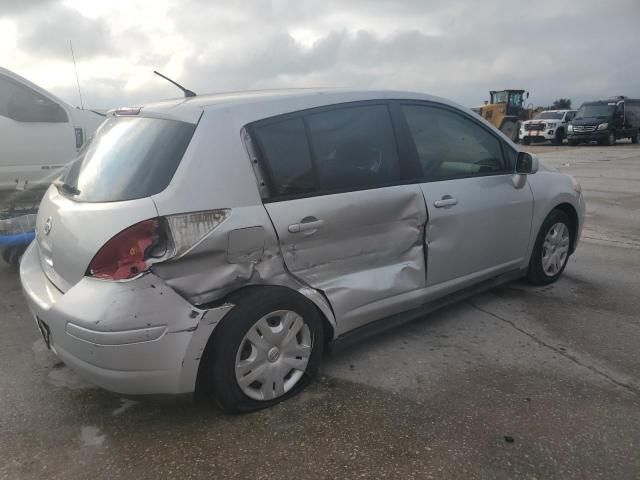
left=568, top=97, right=640, bottom=146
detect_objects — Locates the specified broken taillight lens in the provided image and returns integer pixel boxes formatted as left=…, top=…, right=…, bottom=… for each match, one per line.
left=87, top=210, right=230, bottom=281
left=88, top=219, right=161, bottom=280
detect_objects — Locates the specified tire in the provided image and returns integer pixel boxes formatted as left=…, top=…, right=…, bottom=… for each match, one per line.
left=568, top=139, right=578, bottom=146
left=632, top=130, right=639, bottom=144
left=551, top=129, right=564, bottom=145
left=500, top=120, right=518, bottom=142
left=604, top=131, right=616, bottom=146
left=527, top=209, right=572, bottom=286
left=198, top=286, right=324, bottom=413
left=521, top=138, right=531, bottom=146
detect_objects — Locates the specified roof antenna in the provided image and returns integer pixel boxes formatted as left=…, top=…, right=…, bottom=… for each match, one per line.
left=69, top=40, right=84, bottom=109
left=153, top=70, right=196, bottom=98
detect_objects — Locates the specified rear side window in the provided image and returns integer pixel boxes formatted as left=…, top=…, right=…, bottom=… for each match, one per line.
left=306, top=105, right=401, bottom=191
left=61, top=116, right=196, bottom=202
left=402, top=104, right=506, bottom=180
left=252, top=118, right=316, bottom=197
left=0, top=74, right=68, bottom=123
left=251, top=103, right=402, bottom=199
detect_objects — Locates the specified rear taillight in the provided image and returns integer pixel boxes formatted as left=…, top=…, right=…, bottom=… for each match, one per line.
left=87, top=209, right=229, bottom=281
left=88, top=219, right=162, bottom=280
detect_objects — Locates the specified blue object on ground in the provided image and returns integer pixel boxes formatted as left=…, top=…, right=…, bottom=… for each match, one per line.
left=0, top=231, right=35, bottom=247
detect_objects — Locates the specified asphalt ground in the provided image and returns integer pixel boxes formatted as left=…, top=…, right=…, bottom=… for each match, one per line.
left=1, top=141, right=639, bottom=479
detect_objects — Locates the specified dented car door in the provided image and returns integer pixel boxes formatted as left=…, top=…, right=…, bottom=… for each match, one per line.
left=264, top=186, right=427, bottom=333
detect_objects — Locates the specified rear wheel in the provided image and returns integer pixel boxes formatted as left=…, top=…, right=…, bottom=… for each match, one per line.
left=527, top=210, right=572, bottom=285
left=199, top=287, right=324, bottom=412
left=500, top=120, right=518, bottom=142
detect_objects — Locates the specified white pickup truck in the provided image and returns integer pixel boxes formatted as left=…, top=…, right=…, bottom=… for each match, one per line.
left=0, top=67, right=105, bottom=193
left=519, top=109, right=576, bottom=145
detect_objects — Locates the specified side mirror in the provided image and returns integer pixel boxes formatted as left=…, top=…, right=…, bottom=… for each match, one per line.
left=515, top=152, right=538, bottom=174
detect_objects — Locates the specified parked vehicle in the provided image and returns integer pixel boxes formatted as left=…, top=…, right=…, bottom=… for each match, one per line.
left=567, top=96, right=640, bottom=146
left=0, top=67, right=104, bottom=192
left=472, top=89, right=532, bottom=142
left=20, top=89, right=585, bottom=412
left=519, top=109, right=576, bottom=145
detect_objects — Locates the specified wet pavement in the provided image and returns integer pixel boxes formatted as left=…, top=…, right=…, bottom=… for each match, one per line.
left=1, top=143, right=639, bottom=479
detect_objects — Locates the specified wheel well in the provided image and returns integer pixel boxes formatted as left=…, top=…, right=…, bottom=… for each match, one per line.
left=221, top=284, right=335, bottom=343
left=553, top=203, right=579, bottom=253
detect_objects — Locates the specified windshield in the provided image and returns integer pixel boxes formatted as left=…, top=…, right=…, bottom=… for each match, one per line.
left=60, top=116, right=196, bottom=202
left=575, top=103, right=615, bottom=119
left=535, top=111, right=564, bottom=120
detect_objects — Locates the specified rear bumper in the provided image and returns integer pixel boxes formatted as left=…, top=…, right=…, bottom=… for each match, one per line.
left=20, top=243, right=233, bottom=395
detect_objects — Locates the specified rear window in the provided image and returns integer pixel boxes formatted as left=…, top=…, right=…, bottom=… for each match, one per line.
left=61, top=116, right=196, bottom=202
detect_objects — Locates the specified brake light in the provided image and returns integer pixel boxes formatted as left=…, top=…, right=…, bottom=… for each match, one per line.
left=87, top=210, right=230, bottom=281
left=88, top=219, right=161, bottom=280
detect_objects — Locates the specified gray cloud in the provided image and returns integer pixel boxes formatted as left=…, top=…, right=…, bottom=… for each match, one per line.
left=0, top=0, right=57, bottom=16
left=14, top=4, right=114, bottom=59
left=4, top=0, right=639, bottom=110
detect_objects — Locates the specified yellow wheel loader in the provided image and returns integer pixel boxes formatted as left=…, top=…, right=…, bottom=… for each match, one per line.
left=472, top=90, right=531, bottom=142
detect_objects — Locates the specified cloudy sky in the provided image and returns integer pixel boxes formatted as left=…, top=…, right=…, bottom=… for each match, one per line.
left=1, top=0, right=639, bottom=110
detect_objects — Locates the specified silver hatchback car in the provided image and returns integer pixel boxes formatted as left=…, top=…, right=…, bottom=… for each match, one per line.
left=20, top=89, right=585, bottom=412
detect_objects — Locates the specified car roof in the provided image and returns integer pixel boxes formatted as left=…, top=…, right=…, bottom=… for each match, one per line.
left=131, top=88, right=459, bottom=124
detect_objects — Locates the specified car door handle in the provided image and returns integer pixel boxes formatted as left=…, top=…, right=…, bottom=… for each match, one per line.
left=434, top=196, right=458, bottom=208
left=288, top=219, right=325, bottom=233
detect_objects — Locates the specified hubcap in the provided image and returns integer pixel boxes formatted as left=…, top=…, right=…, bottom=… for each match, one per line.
left=542, top=222, right=570, bottom=277
left=235, top=310, right=312, bottom=401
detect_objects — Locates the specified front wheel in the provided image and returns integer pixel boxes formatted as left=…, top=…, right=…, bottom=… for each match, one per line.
left=551, top=129, right=564, bottom=145
left=604, top=131, right=616, bottom=146
left=527, top=210, right=573, bottom=285
left=199, top=287, right=324, bottom=412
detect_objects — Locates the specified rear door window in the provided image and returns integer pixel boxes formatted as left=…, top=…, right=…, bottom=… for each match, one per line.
left=61, top=116, right=196, bottom=202
left=402, top=104, right=507, bottom=180
left=251, top=103, right=403, bottom=199
left=306, top=105, right=401, bottom=191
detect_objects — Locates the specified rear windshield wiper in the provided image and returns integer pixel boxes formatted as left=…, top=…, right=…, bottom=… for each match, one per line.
left=54, top=180, right=80, bottom=196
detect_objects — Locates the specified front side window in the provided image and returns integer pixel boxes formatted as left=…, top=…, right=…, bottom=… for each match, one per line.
left=306, top=105, right=401, bottom=191
left=0, top=74, right=68, bottom=123
left=509, top=92, right=523, bottom=107
left=402, top=104, right=507, bottom=180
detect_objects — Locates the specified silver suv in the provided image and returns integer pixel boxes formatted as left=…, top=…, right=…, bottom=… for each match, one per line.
left=20, top=89, right=585, bottom=412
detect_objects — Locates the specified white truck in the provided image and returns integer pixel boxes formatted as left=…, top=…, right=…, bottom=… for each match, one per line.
left=519, top=109, right=576, bottom=145
left=0, top=66, right=105, bottom=193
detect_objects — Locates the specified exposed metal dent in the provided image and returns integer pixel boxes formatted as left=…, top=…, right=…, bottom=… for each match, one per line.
left=179, top=302, right=235, bottom=392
